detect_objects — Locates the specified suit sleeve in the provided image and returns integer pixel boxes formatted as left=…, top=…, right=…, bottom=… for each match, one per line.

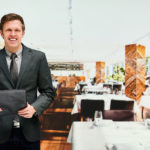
left=31, top=53, right=55, bottom=116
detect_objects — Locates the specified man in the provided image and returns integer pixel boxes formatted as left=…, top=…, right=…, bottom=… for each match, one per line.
left=0, top=13, right=55, bottom=150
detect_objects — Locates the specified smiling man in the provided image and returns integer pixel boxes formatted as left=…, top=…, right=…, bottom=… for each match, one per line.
left=0, top=13, right=55, bottom=150
left=1, top=19, right=25, bottom=52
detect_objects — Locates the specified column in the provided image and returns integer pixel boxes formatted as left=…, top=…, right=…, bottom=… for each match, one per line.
left=125, top=44, right=146, bottom=100
left=96, top=62, right=105, bottom=83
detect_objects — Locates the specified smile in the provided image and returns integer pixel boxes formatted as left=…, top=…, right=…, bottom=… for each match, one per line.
left=9, top=38, right=17, bottom=41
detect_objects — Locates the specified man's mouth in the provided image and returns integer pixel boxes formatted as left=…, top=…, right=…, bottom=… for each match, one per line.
left=9, top=38, right=17, bottom=41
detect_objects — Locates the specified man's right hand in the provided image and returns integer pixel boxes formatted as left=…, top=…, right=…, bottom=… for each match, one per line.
left=0, top=108, right=2, bottom=112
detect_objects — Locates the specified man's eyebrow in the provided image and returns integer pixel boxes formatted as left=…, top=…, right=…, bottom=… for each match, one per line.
left=6, top=28, right=12, bottom=31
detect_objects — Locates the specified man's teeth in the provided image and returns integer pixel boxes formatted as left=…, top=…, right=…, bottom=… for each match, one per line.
left=10, top=39, right=16, bottom=41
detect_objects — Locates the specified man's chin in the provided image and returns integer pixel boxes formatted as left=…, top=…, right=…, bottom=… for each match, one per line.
left=5, top=44, right=20, bottom=53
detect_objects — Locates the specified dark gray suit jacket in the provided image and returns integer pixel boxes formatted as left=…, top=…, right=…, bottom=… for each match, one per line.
left=0, top=44, right=55, bottom=143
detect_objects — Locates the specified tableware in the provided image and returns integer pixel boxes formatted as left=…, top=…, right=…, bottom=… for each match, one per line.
left=105, top=143, right=117, bottom=150
left=94, top=110, right=103, bottom=127
left=145, top=119, right=150, bottom=129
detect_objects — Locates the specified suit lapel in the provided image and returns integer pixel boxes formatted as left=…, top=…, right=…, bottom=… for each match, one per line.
left=0, top=49, right=14, bottom=87
left=16, top=45, right=32, bottom=88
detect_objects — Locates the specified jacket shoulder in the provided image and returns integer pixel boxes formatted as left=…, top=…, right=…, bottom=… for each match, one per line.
left=23, top=44, right=45, bottom=57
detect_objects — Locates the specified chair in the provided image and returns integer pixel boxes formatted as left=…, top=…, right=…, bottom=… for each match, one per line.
left=81, top=99, right=104, bottom=121
left=103, top=110, right=134, bottom=121
left=113, top=84, right=122, bottom=91
left=103, top=83, right=112, bottom=90
left=110, top=99, right=134, bottom=110
left=40, top=111, right=72, bottom=140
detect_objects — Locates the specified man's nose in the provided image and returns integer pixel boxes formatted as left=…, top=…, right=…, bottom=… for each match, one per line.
left=10, top=31, right=16, bottom=36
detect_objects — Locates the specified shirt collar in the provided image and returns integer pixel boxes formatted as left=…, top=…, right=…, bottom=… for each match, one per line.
left=5, top=45, right=23, bottom=58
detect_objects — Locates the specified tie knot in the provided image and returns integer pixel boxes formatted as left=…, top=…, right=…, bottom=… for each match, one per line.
left=10, top=53, right=17, bottom=60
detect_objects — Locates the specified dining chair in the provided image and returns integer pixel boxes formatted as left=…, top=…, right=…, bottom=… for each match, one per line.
left=113, top=84, right=122, bottom=91
left=103, top=110, right=135, bottom=121
left=81, top=99, right=104, bottom=121
left=110, top=99, right=134, bottom=110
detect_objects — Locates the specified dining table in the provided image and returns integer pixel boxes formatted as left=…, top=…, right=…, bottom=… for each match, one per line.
left=139, top=95, right=150, bottom=119
left=139, top=95, right=150, bottom=109
left=71, top=94, right=136, bottom=115
left=82, top=85, right=109, bottom=94
left=68, top=120, right=150, bottom=150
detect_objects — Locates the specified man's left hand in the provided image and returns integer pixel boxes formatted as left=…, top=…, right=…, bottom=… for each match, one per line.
left=18, top=103, right=36, bottom=118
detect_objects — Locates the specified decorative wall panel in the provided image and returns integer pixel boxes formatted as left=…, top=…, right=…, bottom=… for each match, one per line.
left=48, top=63, right=83, bottom=70
left=56, top=76, right=85, bottom=88
left=96, top=62, right=105, bottom=83
left=125, top=44, right=146, bottom=100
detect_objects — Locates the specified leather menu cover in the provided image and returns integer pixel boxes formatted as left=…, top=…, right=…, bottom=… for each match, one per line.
left=0, top=90, right=27, bottom=115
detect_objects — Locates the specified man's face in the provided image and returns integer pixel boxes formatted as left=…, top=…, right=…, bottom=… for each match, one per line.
left=0, top=20, right=25, bottom=53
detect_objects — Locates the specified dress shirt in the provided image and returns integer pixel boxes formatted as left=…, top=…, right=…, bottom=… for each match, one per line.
left=5, top=46, right=22, bottom=74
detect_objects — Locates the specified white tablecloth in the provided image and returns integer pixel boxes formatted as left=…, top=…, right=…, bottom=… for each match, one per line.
left=68, top=121, right=150, bottom=150
left=82, top=85, right=108, bottom=93
left=139, top=95, right=150, bottom=109
left=71, top=94, right=135, bottom=114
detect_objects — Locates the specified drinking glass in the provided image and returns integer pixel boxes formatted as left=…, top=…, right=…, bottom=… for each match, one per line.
left=94, top=111, right=103, bottom=127
left=144, top=112, right=150, bottom=129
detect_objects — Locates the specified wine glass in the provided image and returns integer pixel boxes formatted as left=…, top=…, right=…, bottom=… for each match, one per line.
left=94, top=110, right=103, bottom=127
left=144, top=112, right=150, bottom=129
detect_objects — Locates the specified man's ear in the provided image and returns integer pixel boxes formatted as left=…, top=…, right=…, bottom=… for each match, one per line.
left=0, top=30, right=4, bottom=38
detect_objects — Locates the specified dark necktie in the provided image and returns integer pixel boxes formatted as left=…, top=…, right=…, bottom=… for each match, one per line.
left=10, top=53, right=20, bottom=128
left=10, top=53, right=18, bottom=87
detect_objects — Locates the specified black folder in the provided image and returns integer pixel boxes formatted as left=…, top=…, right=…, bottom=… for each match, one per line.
left=0, top=90, right=27, bottom=115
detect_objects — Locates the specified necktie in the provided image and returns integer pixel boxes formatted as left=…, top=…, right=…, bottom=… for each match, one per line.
left=10, top=53, right=20, bottom=128
left=10, top=53, right=18, bottom=87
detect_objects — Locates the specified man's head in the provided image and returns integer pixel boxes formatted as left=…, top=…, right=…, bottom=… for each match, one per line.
left=0, top=13, right=25, bottom=53
left=0, top=13, right=25, bottom=31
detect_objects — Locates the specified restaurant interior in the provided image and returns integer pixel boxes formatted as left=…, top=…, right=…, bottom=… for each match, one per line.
left=39, top=45, right=150, bottom=150
left=1, top=0, right=150, bottom=150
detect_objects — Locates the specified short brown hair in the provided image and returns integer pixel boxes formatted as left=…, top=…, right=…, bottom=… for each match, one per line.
left=0, top=13, right=25, bottom=31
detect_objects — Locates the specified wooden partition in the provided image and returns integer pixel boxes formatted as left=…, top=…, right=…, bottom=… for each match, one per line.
left=56, top=76, right=85, bottom=88
left=96, top=62, right=105, bottom=84
left=125, top=44, right=146, bottom=100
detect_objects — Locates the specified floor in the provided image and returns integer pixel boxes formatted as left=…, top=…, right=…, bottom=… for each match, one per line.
left=41, top=138, right=71, bottom=150
left=40, top=92, right=76, bottom=150
left=40, top=110, right=72, bottom=149
left=40, top=87, right=80, bottom=150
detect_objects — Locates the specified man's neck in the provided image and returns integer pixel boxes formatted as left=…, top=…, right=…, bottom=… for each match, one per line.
left=5, top=45, right=22, bottom=53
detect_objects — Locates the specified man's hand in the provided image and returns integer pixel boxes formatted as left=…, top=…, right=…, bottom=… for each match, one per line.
left=0, top=108, right=2, bottom=112
left=18, top=103, right=36, bottom=118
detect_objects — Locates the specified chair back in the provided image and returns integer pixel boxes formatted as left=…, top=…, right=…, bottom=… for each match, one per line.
left=103, top=110, right=134, bottom=121
left=113, top=84, right=122, bottom=91
left=81, top=99, right=104, bottom=120
left=110, top=99, right=134, bottom=110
